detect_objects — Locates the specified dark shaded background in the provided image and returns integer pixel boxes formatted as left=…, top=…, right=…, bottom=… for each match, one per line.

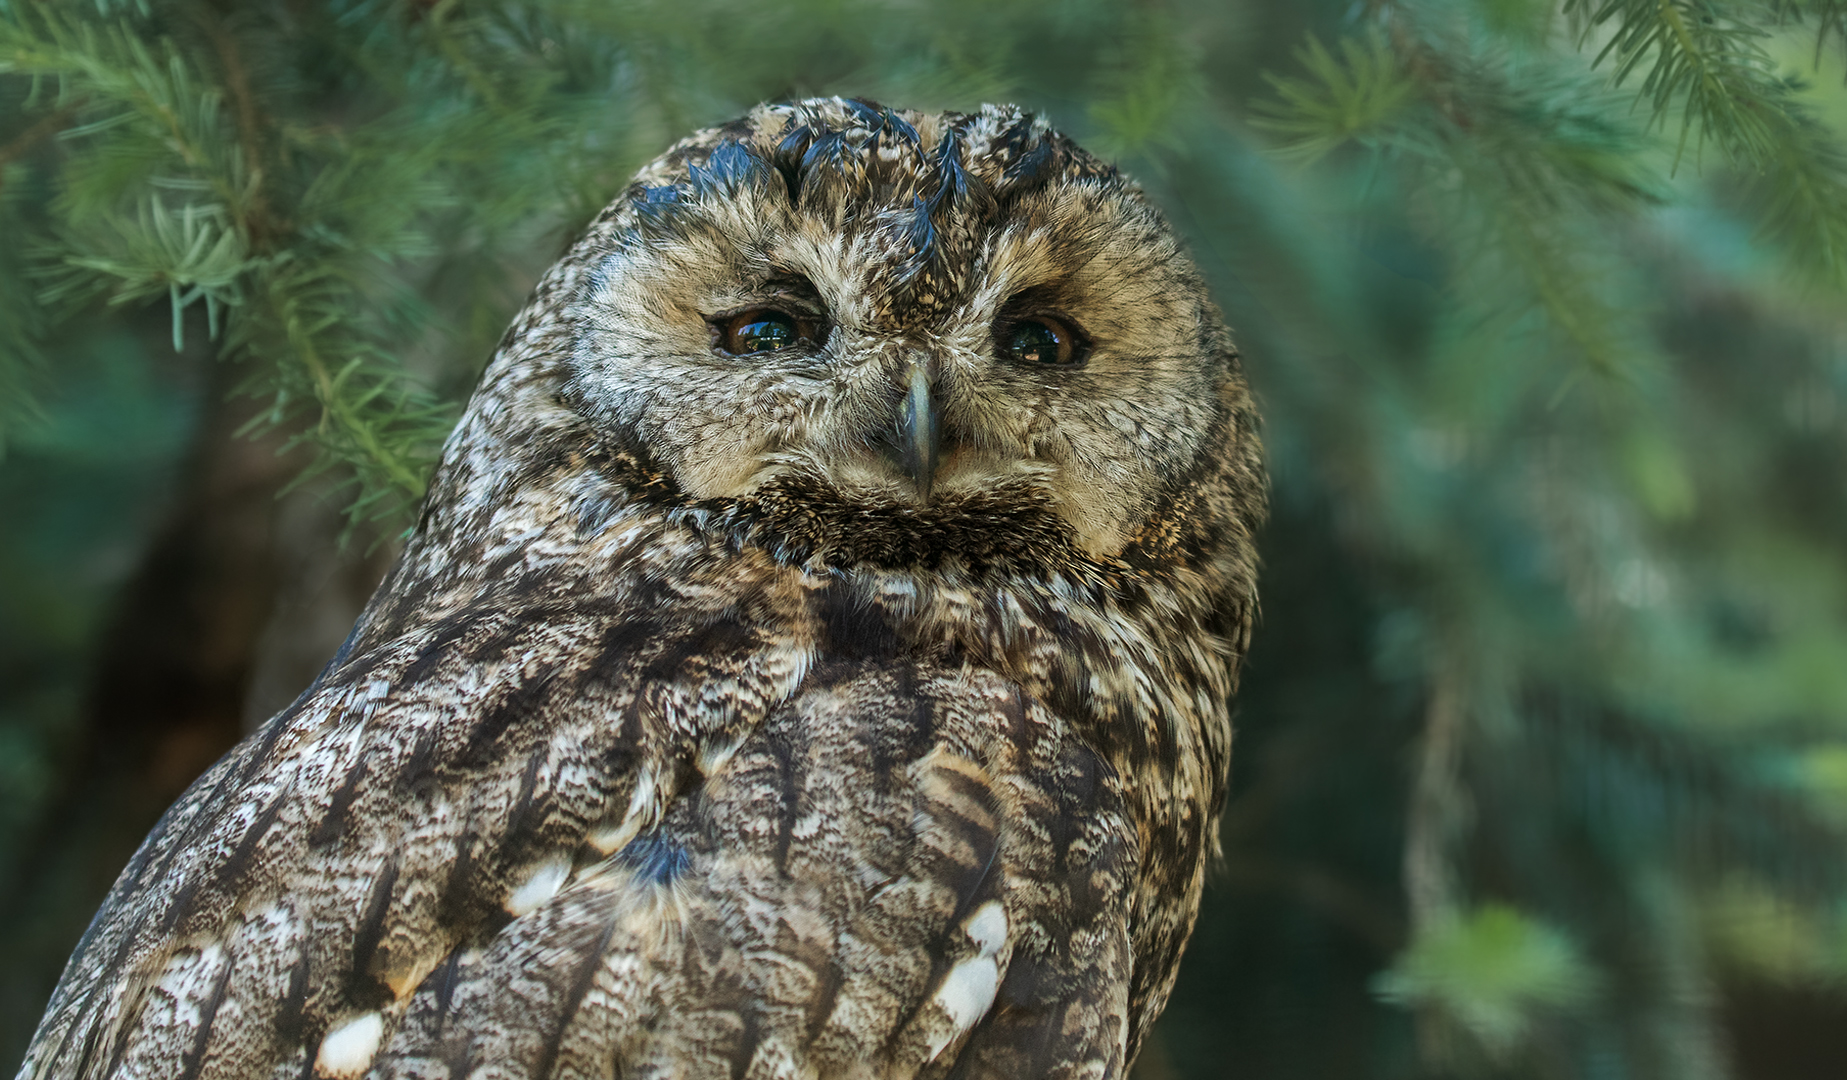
left=5, top=1, right=1847, bottom=1077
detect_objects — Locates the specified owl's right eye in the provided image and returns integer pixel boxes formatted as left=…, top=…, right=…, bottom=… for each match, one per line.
left=713, top=309, right=814, bottom=356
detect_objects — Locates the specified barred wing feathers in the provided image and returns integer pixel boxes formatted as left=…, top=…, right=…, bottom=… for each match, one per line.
left=19, top=590, right=1138, bottom=1080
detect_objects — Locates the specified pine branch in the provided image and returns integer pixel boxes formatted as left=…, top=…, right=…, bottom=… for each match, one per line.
left=1084, top=10, right=1200, bottom=162
left=1253, top=23, right=1665, bottom=377
left=1763, top=0, right=1847, bottom=55
left=0, top=4, right=543, bottom=528
left=1563, top=0, right=1847, bottom=280
left=1565, top=0, right=1781, bottom=157
left=0, top=10, right=251, bottom=221
left=1250, top=32, right=1418, bottom=164
left=238, top=261, right=455, bottom=526
left=40, top=196, right=253, bottom=348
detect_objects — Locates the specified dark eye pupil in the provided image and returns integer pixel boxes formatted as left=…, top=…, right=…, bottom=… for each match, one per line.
left=1006, top=319, right=1065, bottom=364
left=728, top=311, right=797, bottom=354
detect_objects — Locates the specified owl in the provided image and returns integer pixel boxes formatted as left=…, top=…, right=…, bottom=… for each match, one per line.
left=19, top=98, right=1264, bottom=1080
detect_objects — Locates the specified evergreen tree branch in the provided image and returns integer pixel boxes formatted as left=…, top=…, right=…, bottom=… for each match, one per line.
left=1254, top=18, right=1664, bottom=377
left=1762, top=0, right=1847, bottom=54
left=1560, top=0, right=1847, bottom=280
left=238, top=262, right=454, bottom=525
left=190, top=8, right=273, bottom=246
left=0, top=10, right=250, bottom=219
left=1250, top=32, right=1417, bottom=164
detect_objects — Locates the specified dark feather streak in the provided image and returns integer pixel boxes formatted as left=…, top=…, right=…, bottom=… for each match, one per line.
left=309, top=751, right=369, bottom=848
left=529, top=897, right=624, bottom=1080
left=348, top=854, right=400, bottom=1005
left=174, top=953, right=235, bottom=1080
left=274, top=935, right=312, bottom=1046
left=462, top=669, right=560, bottom=762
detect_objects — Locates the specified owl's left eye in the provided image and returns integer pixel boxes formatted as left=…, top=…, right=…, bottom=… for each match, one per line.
left=712, top=309, right=817, bottom=356
left=996, top=313, right=1087, bottom=368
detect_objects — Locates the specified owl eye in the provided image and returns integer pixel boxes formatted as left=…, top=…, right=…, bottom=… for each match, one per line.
left=997, top=315, right=1084, bottom=367
left=714, top=309, right=814, bottom=356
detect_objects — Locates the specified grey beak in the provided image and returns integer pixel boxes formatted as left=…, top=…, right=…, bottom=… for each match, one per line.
left=896, top=359, right=941, bottom=501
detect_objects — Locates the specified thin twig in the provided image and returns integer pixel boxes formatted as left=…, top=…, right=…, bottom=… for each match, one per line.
left=1405, top=661, right=1465, bottom=929
left=195, top=8, right=274, bottom=247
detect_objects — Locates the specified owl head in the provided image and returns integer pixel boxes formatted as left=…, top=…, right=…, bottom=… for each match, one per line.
left=426, top=98, right=1260, bottom=582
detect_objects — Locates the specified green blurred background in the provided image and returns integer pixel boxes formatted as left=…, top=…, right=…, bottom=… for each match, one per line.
left=5, top=0, right=1847, bottom=1076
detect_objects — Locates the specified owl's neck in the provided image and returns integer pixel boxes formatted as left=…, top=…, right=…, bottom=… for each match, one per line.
left=387, top=430, right=1237, bottom=642
left=359, top=449, right=1247, bottom=764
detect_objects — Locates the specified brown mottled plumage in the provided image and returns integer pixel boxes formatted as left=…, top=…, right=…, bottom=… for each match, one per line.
left=20, top=98, right=1264, bottom=1080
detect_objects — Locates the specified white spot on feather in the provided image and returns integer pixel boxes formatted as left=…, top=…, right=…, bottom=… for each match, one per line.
left=315, top=1012, right=384, bottom=1078
left=506, top=855, right=571, bottom=917
left=626, top=767, right=660, bottom=821
left=963, top=901, right=1007, bottom=957
left=927, top=956, right=1000, bottom=1060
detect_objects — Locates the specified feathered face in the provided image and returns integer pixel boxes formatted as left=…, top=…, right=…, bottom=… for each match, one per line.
left=558, top=99, right=1239, bottom=562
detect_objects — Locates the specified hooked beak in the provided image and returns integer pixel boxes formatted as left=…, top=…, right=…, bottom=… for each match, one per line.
left=895, top=358, right=941, bottom=501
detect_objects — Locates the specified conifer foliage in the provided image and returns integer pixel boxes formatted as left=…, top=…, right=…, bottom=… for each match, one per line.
left=5, top=1, right=1847, bottom=1077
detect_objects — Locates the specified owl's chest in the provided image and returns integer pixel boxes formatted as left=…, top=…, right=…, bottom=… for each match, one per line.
left=550, top=656, right=1145, bottom=1078
left=579, top=564, right=1220, bottom=848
